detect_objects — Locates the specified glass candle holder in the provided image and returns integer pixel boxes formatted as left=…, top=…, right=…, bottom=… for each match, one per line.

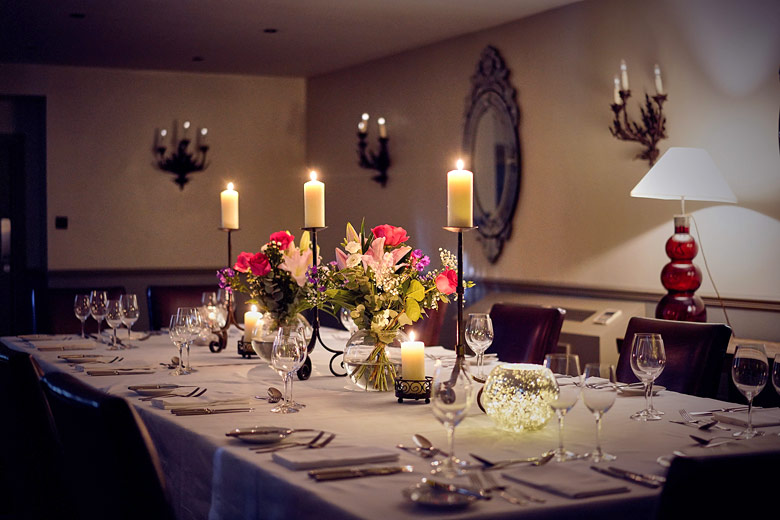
left=482, top=363, right=557, bottom=432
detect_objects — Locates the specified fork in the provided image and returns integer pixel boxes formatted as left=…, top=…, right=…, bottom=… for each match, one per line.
left=679, top=409, right=730, bottom=431
left=468, top=472, right=529, bottom=506
left=140, top=387, right=204, bottom=401
left=252, top=431, right=335, bottom=453
left=482, top=472, right=546, bottom=504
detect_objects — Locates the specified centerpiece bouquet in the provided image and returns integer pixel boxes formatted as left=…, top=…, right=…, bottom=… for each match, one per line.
left=317, top=221, right=465, bottom=391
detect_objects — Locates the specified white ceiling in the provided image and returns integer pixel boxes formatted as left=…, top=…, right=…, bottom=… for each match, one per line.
left=0, top=0, right=582, bottom=77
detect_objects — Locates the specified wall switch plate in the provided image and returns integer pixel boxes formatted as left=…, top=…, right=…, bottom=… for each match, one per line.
left=593, top=309, right=621, bottom=325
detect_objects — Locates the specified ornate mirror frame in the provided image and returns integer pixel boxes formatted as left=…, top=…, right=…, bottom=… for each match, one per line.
left=462, top=46, right=521, bottom=263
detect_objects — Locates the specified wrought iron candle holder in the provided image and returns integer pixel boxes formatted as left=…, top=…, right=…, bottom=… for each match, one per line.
left=443, top=226, right=477, bottom=359
left=395, top=377, right=433, bottom=404
left=154, top=121, right=209, bottom=189
left=209, top=227, right=243, bottom=353
left=357, top=118, right=390, bottom=187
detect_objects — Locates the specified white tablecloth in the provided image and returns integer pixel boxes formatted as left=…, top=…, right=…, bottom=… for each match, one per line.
left=6, top=329, right=780, bottom=520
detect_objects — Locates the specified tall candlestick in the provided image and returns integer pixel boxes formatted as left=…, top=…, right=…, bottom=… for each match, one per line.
left=304, top=171, right=325, bottom=228
left=654, top=64, right=664, bottom=95
left=447, top=159, right=473, bottom=228
left=378, top=117, right=387, bottom=138
left=620, top=59, right=629, bottom=90
left=401, top=332, right=426, bottom=380
left=243, top=305, right=262, bottom=342
left=613, top=76, right=622, bottom=104
left=220, top=182, right=239, bottom=229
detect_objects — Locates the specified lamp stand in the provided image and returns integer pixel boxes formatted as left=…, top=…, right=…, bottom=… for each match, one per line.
left=656, top=215, right=706, bottom=322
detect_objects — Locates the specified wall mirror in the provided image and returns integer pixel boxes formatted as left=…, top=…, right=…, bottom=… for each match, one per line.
left=462, top=46, right=521, bottom=263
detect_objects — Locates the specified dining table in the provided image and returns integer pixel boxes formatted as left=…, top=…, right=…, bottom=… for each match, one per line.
left=4, top=327, right=780, bottom=520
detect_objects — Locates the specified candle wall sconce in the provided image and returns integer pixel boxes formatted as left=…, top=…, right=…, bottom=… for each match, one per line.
left=609, top=61, right=668, bottom=166
left=154, top=121, right=209, bottom=190
left=356, top=113, right=390, bottom=187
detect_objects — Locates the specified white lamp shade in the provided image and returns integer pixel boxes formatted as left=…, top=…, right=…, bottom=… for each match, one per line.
left=630, top=147, right=737, bottom=203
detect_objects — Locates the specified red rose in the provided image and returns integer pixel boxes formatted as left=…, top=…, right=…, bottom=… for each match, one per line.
left=247, top=252, right=271, bottom=277
left=269, top=230, right=295, bottom=250
left=435, top=268, right=458, bottom=295
left=371, top=224, right=409, bottom=247
left=233, top=251, right=253, bottom=273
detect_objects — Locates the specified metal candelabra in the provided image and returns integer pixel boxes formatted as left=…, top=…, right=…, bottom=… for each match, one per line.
left=609, top=90, right=668, bottom=166
left=210, top=227, right=243, bottom=353
left=443, top=226, right=477, bottom=359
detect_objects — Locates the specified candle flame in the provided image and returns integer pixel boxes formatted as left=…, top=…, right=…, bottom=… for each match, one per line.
left=183, top=121, right=191, bottom=129
left=227, top=182, right=234, bottom=190
left=456, top=159, right=464, bottom=170
left=409, top=331, right=415, bottom=342
left=361, top=113, right=369, bottom=121
left=251, top=304, right=257, bottom=312
left=620, top=59, right=627, bottom=71
left=309, top=170, right=318, bottom=181
left=378, top=117, right=386, bottom=125
left=160, top=129, right=167, bottom=137
left=201, top=128, right=208, bottom=135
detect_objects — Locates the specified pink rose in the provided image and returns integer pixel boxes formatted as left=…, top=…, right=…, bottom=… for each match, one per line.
left=233, top=251, right=254, bottom=273
left=371, top=224, right=409, bottom=247
left=269, top=230, right=295, bottom=250
left=247, top=252, right=271, bottom=277
left=435, top=268, right=458, bottom=295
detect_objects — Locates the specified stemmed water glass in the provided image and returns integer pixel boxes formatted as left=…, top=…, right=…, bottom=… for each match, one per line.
left=430, top=359, right=474, bottom=477
left=339, top=307, right=358, bottom=335
left=73, top=295, right=91, bottom=338
left=731, top=344, right=768, bottom=439
left=270, top=325, right=307, bottom=414
left=105, top=300, right=123, bottom=350
left=544, top=353, right=582, bottom=462
left=168, top=314, right=188, bottom=376
left=465, top=313, right=493, bottom=381
left=89, top=290, right=108, bottom=339
left=176, top=307, right=202, bottom=373
left=582, top=363, right=617, bottom=462
left=629, top=333, right=666, bottom=421
left=120, top=294, right=139, bottom=339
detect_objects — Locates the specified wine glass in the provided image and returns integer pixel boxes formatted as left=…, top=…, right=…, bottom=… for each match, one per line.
left=201, top=291, right=217, bottom=306
left=176, top=307, right=202, bottom=373
left=168, top=314, right=188, bottom=376
left=120, top=294, right=139, bottom=339
left=339, top=307, right=358, bottom=335
left=105, top=300, right=123, bottom=350
left=465, top=313, right=493, bottom=381
left=73, top=295, right=91, bottom=338
left=544, top=353, right=582, bottom=462
left=582, top=363, right=617, bottom=462
left=89, top=290, right=108, bottom=339
left=430, top=358, right=474, bottom=477
left=629, top=333, right=666, bottom=421
left=731, top=344, right=768, bottom=439
left=270, top=325, right=307, bottom=414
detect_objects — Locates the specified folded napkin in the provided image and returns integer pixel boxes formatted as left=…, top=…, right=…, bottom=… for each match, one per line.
left=60, top=355, right=116, bottom=364
left=151, top=396, right=252, bottom=410
left=20, top=334, right=81, bottom=342
left=76, top=362, right=155, bottom=373
left=36, top=340, right=98, bottom=351
left=272, top=445, right=399, bottom=471
left=713, top=409, right=780, bottom=428
left=502, top=464, right=630, bottom=499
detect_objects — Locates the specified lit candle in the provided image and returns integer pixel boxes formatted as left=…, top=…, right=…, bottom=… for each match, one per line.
left=220, top=182, right=239, bottom=229
left=620, top=59, right=629, bottom=90
left=358, top=113, right=369, bottom=134
left=401, top=332, right=426, bottom=381
left=243, top=305, right=262, bottom=342
left=613, top=76, right=622, bottom=105
left=183, top=120, right=191, bottom=139
left=156, top=128, right=167, bottom=150
left=447, top=159, right=473, bottom=228
left=303, top=171, right=325, bottom=228
left=197, top=127, right=208, bottom=148
left=654, top=64, right=664, bottom=95
left=378, top=117, right=387, bottom=138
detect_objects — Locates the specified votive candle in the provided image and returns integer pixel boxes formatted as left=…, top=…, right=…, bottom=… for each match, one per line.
left=220, top=183, right=239, bottom=229
left=243, top=305, right=261, bottom=342
left=447, top=159, right=473, bottom=228
left=401, top=332, right=426, bottom=380
left=304, top=171, right=325, bottom=228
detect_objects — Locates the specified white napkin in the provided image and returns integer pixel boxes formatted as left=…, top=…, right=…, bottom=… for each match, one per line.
left=713, top=409, right=780, bottom=428
left=151, top=395, right=252, bottom=410
left=35, top=340, right=98, bottom=351
left=60, top=355, right=118, bottom=364
left=272, top=445, right=399, bottom=471
left=20, top=334, right=81, bottom=342
left=502, top=465, right=630, bottom=499
left=75, top=361, right=156, bottom=373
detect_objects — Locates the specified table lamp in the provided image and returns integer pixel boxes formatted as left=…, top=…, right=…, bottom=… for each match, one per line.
left=630, top=147, right=737, bottom=322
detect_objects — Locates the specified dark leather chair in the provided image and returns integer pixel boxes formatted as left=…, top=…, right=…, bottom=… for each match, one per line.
left=656, top=450, right=777, bottom=518
left=40, top=371, right=175, bottom=520
left=146, top=284, right=222, bottom=330
left=0, top=343, right=74, bottom=519
left=35, top=286, right=126, bottom=334
left=410, top=301, right=449, bottom=346
left=487, top=303, right=566, bottom=363
left=616, top=317, right=732, bottom=398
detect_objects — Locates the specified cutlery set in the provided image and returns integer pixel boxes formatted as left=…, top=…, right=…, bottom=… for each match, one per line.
left=590, top=466, right=665, bottom=488
left=139, top=387, right=207, bottom=401
left=251, top=431, right=336, bottom=453
left=172, top=407, right=254, bottom=416
left=468, top=471, right=546, bottom=505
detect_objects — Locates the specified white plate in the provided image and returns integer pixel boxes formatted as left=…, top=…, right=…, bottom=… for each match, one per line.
left=225, top=427, right=293, bottom=444
left=128, top=384, right=182, bottom=396
left=618, top=384, right=665, bottom=397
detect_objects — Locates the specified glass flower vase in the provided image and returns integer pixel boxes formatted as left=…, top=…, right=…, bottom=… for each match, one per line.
left=251, top=313, right=311, bottom=362
left=343, top=329, right=408, bottom=391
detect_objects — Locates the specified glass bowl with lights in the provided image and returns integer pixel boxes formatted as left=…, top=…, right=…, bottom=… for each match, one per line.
left=482, top=363, right=558, bottom=432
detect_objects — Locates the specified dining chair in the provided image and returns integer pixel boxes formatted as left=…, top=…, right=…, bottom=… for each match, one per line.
left=616, top=317, right=732, bottom=398
left=411, top=301, right=449, bottom=346
left=34, top=286, right=126, bottom=334
left=487, top=303, right=566, bottom=363
left=0, top=343, right=74, bottom=519
left=40, top=371, right=175, bottom=520
left=146, top=284, right=221, bottom=330
left=656, top=450, right=778, bottom=518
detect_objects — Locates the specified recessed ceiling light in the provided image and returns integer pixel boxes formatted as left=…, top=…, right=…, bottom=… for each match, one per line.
left=263, top=28, right=278, bottom=34
left=68, top=13, right=86, bottom=19
left=192, top=56, right=205, bottom=62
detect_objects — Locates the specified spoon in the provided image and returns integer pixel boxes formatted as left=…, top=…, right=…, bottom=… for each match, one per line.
left=413, top=434, right=449, bottom=456
left=690, top=435, right=734, bottom=448
left=262, top=387, right=283, bottom=403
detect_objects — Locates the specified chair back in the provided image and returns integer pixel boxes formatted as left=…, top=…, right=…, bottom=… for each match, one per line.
left=410, top=301, right=449, bottom=346
left=616, top=317, right=731, bottom=398
left=487, top=303, right=566, bottom=363
left=656, top=450, right=777, bottom=518
left=146, top=284, right=221, bottom=330
left=40, top=371, right=175, bottom=520
left=0, top=344, right=74, bottom=519
left=37, top=286, right=126, bottom=334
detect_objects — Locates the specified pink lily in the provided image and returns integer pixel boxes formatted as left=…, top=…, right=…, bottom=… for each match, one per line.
left=280, top=248, right=312, bottom=287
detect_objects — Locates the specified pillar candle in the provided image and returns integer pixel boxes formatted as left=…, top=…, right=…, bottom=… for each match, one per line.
left=613, top=76, right=622, bottom=104
left=620, top=59, right=629, bottom=90
left=401, top=332, right=426, bottom=380
left=243, top=305, right=262, bottom=342
left=447, top=159, right=473, bottom=227
left=303, top=171, right=325, bottom=228
left=220, top=183, right=239, bottom=229
left=654, top=64, right=664, bottom=95
left=378, top=117, right=387, bottom=138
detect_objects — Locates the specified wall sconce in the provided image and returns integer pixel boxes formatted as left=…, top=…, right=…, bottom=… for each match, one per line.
left=609, top=61, right=668, bottom=166
left=356, top=113, right=390, bottom=187
left=154, top=120, right=209, bottom=190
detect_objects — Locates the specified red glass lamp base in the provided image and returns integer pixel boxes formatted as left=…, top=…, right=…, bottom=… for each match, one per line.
left=655, top=293, right=706, bottom=322
left=656, top=215, right=706, bottom=323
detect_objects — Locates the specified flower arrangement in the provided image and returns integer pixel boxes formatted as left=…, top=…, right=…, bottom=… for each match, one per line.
left=217, top=230, right=317, bottom=325
left=318, top=221, right=468, bottom=390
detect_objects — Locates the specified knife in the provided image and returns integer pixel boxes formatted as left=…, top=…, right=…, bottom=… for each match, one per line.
left=607, top=466, right=666, bottom=484
left=88, top=370, right=155, bottom=376
left=172, top=407, right=254, bottom=416
left=308, top=465, right=413, bottom=481
left=590, top=466, right=661, bottom=489
left=687, top=407, right=749, bottom=416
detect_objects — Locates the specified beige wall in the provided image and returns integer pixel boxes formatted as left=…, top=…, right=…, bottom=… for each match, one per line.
left=0, top=64, right=307, bottom=270
left=306, top=0, right=780, bottom=304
